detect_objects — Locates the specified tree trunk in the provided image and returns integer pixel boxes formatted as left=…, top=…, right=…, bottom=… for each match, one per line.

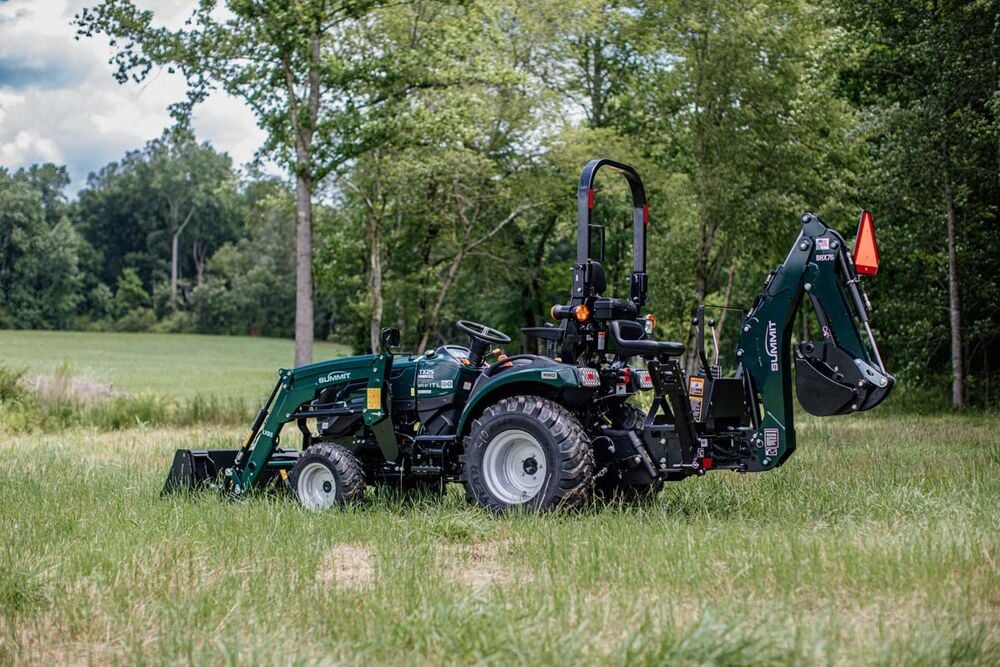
left=418, top=241, right=467, bottom=353
left=288, top=30, right=321, bottom=367
left=170, top=208, right=194, bottom=311
left=520, top=215, right=558, bottom=354
left=685, top=203, right=711, bottom=377
left=369, top=214, right=384, bottom=354
left=714, top=262, right=737, bottom=337
left=294, top=172, right=314, bottom=367
left=192, top=240, right=207, bottom=286
left=945, top=183, right=963, bottom=409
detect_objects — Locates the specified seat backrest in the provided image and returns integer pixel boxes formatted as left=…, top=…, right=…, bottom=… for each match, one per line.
left=586, top=260, right=607, bottom=294
left=614, top=318, right=645, bottom=341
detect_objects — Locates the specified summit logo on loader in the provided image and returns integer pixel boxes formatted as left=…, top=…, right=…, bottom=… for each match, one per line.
left=318, top=371, right=351, bottom=385
left=765, top=320, right=779, bottom=371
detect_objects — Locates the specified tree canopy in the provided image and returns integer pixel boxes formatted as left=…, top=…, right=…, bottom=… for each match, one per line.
left=2, top=0, right=994, bottom=409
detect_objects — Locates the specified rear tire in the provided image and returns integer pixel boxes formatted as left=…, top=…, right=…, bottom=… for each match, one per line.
left=463, top=396, right=593, bottom=512
left=289, top=443, right=365, bottom=510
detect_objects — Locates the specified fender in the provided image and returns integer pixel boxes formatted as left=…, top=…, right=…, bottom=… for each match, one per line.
left=456, top=360, right=587, bottom=436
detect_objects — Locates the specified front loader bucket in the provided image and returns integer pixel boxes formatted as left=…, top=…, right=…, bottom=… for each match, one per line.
left=162, top=449, right=238, bottom=495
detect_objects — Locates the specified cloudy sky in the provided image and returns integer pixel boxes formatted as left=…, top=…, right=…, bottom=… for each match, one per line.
left=0, top=0, right=273, bottom=194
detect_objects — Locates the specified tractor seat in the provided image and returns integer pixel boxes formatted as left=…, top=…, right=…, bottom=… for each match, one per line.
left=521, top=326, right=564, bottom=342
left=609, top=319, right=685, bottom=358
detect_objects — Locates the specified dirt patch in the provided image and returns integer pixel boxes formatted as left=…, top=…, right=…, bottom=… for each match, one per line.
left=316, top=545, right=374, bottom=590
left=439, top=540, right=528, bottom=590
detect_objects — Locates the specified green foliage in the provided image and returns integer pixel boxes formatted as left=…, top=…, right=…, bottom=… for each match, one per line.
left=113, top=267, right=150, bottom=316
left=0, top=168, right=87, bottom=329
left=0, top=361, right=252, bottom=433
left=0, top=0, right=990, bottom=408
left=831, top=0, right=999, bottom=404
left=189, top=182, right=298, bottom=338
left=0, top=365, right=26, bottom=401
left=74, top=132, right=239, bottom=297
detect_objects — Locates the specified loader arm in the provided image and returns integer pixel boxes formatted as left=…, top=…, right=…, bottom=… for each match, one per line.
left=164, top=352, right=399, bottom=497
left=223, top=353, right=399, bottom=495
left=735, top=212, right=894, bottom=471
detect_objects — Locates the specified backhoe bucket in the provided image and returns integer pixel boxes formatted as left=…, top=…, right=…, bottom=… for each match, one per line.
left=162, top=449, right=238, bottom=495
left=794, top=341, right=894, bottom=416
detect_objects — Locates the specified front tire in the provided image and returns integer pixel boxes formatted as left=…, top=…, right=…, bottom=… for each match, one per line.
left=289, top=443, right=365, bottom=510
left=463, top=396, right=593, bottom=512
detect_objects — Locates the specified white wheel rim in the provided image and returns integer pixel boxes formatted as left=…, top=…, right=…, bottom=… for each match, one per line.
left=297, top=462, right=338, bottom=509
left=482, top=429, right=546, bottom=504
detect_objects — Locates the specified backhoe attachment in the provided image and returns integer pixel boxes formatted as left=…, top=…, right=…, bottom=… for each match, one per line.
left=731, top=211, right=894, bottom=469
left=620, top=210, right=894, bottom=480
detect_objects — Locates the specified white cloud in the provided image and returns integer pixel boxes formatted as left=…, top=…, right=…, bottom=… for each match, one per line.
left=0, top=0, right=277, bottom=193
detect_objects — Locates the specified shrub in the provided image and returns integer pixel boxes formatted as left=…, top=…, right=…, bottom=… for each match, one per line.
left=153, top=310, right=196, bottom=333
left=0, top=365, right=26, bottom=401
left=113, top=307, right=156, bottom=332
left=0, top=367, right=252, bottom=433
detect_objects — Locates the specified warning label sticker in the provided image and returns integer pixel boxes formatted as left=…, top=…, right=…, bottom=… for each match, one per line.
left=764, top=428, right=779, bottom=457
left=689, top=377, right=704, bottom=397
left=690, top=396, right=703, bottom=421
left=367, top=388, right=382, bottom=411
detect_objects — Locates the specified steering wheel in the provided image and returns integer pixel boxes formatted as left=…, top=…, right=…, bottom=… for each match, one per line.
left=456, top=320, right=511, bottom=345
left=456, top=320, right=510, bottom=367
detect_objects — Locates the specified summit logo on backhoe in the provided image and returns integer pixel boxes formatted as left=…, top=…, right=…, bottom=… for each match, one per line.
left=317, top=371, right=351, bottom=385
left=765, top=320, right=779, bottom=371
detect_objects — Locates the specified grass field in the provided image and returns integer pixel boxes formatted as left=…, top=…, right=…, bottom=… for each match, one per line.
left=0, top=331, right=998, bottom=665
left=0, top=330, right=348, bottom=402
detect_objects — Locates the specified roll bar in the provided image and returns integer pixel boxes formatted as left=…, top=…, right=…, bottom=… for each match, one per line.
left=574, top=158, right=649, bottom=307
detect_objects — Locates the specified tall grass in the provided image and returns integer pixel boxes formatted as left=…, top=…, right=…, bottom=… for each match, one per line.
left=0, top=415, right=996, bottom=665
left=0, top=364, right=253, bottom=432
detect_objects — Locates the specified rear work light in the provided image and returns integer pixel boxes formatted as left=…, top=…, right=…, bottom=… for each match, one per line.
left=576, top=367, right=601, bottom=387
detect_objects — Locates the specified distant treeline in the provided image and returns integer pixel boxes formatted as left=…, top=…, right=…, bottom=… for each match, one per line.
left=2, top=0, right=997, bottom=409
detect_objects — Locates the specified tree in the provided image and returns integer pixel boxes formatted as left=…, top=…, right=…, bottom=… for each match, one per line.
left=0, top=168, right=85, bottom=329
left=15, top=164, right=71, bottom=225
left=75, top=134, right=238, bottom=307
left=524, top=0, right=647, bottom=129
left=145, top=131, right=237, bottom=309
left=77, top=0, right=490, bottom=365
left=835, top=0, right=1000, bottom=408
left=190, top=179, right=298, bottom=338
left=615, top=0, right=861, bottom=372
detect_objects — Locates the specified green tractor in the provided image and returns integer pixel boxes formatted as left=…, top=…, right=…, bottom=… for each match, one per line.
left=164, top=159, right=893, bottom=511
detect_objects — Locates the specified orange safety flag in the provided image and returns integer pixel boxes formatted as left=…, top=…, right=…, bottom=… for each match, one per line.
left=853, top=210, right=880, bottom=276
